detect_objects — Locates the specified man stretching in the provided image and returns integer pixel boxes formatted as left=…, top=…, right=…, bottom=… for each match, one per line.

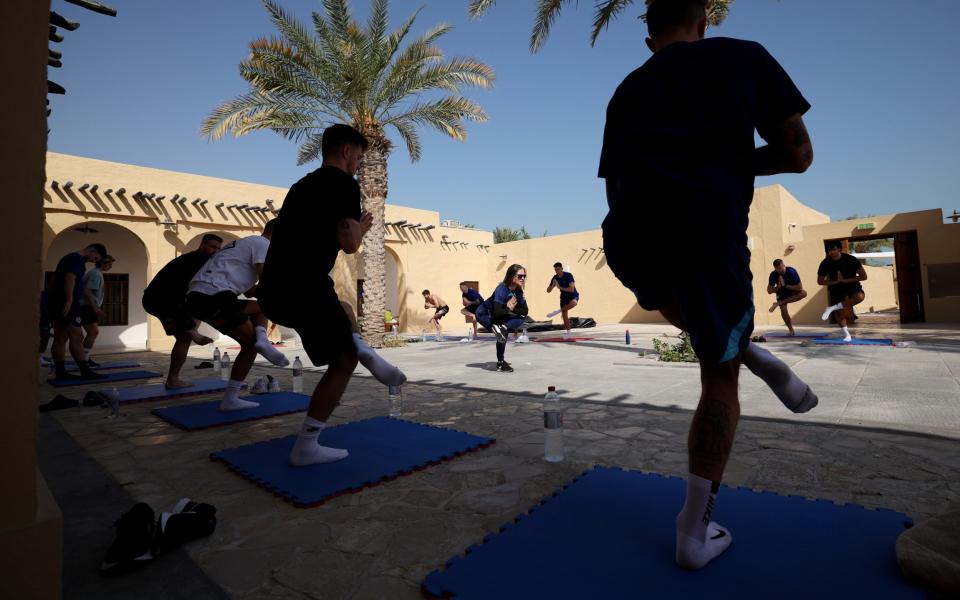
left=143, top=234, right=222, bottom=388
left=546, top=262, right=579, bottom=338
left=258, top=124, right=406, bottom=466
left=460, top=282, right=483, bottom=337
left=46, top=244, right=108, bottom=380
left=422, top=290, right=449, bottom=336
left=818, top=241, right=867, bottom=341
left=600, top=0, right=818, bottom=569
left=766, top=259, right=806, bottom=336
left=186, top=221, right=289, bottom=411
left=78, top=254, right=114, bottom=366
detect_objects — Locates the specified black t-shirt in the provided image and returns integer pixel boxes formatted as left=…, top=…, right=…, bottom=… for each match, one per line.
left=47, top=252, right=87, bottom=305
left=817, top=253, right=863, bottom=282
left=144, top=250, right=211, bottom=301
left=259, top=166, right=362, bottom=308
left=599, top=37, right=810, bottom=219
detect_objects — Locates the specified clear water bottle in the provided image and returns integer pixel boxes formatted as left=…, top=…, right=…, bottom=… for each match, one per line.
left=467, top=328, right=474, bottom=342
left=435, top=331, right=443, bottom=342
left=388, top=385, right=402, bottom=418
left=213, top=346, right=221, bottom=364
left=543, top=386, right=564, bottom=462
left=220, top=352, right=231, bottom=380
left=107, top=386, right=121, bottom=419
left=420, top=330, right=427, bottom=343
left=292, top=356, right=303, bottom=393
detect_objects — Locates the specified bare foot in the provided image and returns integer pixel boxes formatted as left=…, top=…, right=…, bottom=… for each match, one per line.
left=189, top=331, right=214, bottom=345
left=769, top=302, right=779, bottom=313
left=165, top=378, right=193, bottom=390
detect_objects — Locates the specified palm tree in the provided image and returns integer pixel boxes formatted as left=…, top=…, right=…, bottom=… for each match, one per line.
left=202, top=0, right=494, bottom=346
left=468, top=0, right=735, bottom=52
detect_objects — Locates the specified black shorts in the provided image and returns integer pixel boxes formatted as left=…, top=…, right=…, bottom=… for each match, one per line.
left=185, top=291, right=249, bottom=335
left=39, top=299, right=52, bottom=332
left=260, top=292, right=355, bottom=367
left=464, top=304, right=479, bottom=315
left=79, top=304, right=100, bottom=325
left=830, top=283, right=864, bottom=304
left=48, top=299, right=82, bottom=329
left=603, top=180, right=753, bottom=364
left=434, top=306, right=450, bottom=320
left=143, top=293, right=197, bottom=336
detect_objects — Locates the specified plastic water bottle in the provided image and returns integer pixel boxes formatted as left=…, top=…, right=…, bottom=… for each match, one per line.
left=388, top=385, right=402, bottom=418
left=543, top=386, right=564, bottom=462
left=467, top=328, right=473, bottom=342
left=625, top=329, right=631, bottom=345
left=213, top=347, right=221, bottom=364
left=220, top=352, right=231, bottom=380
left=107, top=386, right=121, bottom=418
left=421, top=330, right=427, bottom=343
left=292, top=356, right=303, bottom=393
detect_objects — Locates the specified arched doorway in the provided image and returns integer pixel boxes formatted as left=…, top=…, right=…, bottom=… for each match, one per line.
left=45, top=221, right=150, bottom=350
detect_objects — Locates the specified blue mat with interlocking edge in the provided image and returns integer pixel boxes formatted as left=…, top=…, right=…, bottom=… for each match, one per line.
left=114, top=378, right=232, bottom=405
left=211, top=417, right=494, bottom=507
left=812, top=338, right=894, bottom=346
left=48, top=369, right=162, bottom=387
left=423, top=466, right=921, bottom=600
left=153, top=392, right=309, bottom=430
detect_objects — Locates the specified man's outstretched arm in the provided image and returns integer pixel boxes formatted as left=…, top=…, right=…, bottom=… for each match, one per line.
left=755, top=113, right=813, bottom=175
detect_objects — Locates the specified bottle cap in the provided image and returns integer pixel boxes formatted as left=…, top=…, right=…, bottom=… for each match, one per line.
left=548, top=386, right=556, bottom=392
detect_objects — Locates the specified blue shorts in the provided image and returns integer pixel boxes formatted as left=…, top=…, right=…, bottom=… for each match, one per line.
left=559, top=293, right=579, bottom=308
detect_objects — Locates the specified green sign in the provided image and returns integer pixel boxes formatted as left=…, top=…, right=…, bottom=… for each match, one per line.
left=856, top=222, right=875, bottom=231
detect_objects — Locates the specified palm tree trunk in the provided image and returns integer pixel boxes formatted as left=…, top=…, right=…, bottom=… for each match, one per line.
left=356, top=146, right=388, bottom=347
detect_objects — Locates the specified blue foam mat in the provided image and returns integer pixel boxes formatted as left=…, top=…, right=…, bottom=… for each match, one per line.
left=423, top=466, right=920, bottom=600
left=211, top=417, right=494, bottom=507
left=116, top=378, right=231, bottom=405
left=48, top=369, right=163, bottom=387
left=153, top=392, right=310, bottom=430
left=762, top=332, right=832, bottom=338
left=64, top=360, right=142, bottom=371
left=812, top=338, right=894, bottom=346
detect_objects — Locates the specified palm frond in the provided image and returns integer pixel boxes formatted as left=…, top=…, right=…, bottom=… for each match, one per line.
left=468, top=0, right=497, bottom=19
left=530, top=0, right=574, bottom=53
left=591, top=0, right=634, bottom=46
left=296, top=132, right=326, bottom=165
left=389, top=118, right=422, bottom=162
left=201, top=91, right=321, bottom=141
left=386, top=95, right=488, bottom=144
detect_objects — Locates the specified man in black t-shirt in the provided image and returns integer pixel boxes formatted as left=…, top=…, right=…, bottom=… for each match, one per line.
left=599, top=0, right=819, bottom=570
left=818, top=241, right=867, bottom=341
left=259, top=124, right=406, bottom=467
left=143, top=233, right=222, bottom=388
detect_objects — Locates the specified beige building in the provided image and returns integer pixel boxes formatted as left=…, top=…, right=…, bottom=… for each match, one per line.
left=42, top=153, right=960, bottom=356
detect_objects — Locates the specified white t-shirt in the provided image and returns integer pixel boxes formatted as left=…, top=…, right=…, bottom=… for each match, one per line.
left=189, top=236, right=269, bottom=296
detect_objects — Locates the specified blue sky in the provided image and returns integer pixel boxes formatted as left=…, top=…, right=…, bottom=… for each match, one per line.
left=48, top=0, right=959, bottom=234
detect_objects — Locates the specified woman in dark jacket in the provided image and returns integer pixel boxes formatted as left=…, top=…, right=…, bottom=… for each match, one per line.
left=475, top=264, right=528, bottom=372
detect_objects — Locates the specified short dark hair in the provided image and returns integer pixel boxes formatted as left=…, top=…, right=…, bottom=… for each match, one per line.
left=86, top=243, right=107, bottom=259
left=645, top=0, right=708, bottom=38
left=422, top=289, right=431, bottom=296
left=262, top=218, right=278, bottom=237
left=553, top=262, right=563, bottom=269
left=459, top=281, right=471, bottom=287
left=502, top=264, right=526, bottom=286
left=322, top=124, right=369, bottom=158
left=825, top=240, right=843, bottom=251
left=97, top=255, right=115, bottom=268
left=201, top=233, right=223, bottom=244
left=773, top=259, right=784, bottom=267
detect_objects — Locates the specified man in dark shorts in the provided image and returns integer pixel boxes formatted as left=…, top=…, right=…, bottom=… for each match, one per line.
left=422, top=290, right=449, bottom=336
left=79, top=254, right=114, bottom=367
left=187, top=221, right=289, bottom=411
left=599, top=0, right=818, bottom=569
left=766, top=258, right=807, bottom=336
left=460, top=282, right=482, bottom=337
left=818, top=241, right=867, bottom=342
left=258, top=124, right=406, bottom=467
left=142, top=234, right=222, bottom=388
left=546, top=262, right=579, bottom=338
left=46, top=243, right=108, bottom=380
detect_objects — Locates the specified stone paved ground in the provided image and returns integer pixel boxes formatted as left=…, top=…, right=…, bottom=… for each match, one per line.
left=42, top=323, right=960, bottom=598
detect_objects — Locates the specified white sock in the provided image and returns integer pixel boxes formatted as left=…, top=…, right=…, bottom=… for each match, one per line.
left=219, top=379, right=259, bottom=411
left=254, top=338, right=289, bottom=367
left=675, top=474, right=732, bottom=570
left=546, top=309, right=561, bottom=318
left=83, top=348, right=92, bottom=361
left=289, top=417, right=349, bottom=466
left=353, top=333, right=406, bottom=386
left=742, top=343, right=818, bottom=413
left=821, top=302, right=843, bottom=321
left=842, top=326, right=852, bottom=342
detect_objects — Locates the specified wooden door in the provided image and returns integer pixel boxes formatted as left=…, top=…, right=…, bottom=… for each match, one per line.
left=894, top=231, right=925, bottom=323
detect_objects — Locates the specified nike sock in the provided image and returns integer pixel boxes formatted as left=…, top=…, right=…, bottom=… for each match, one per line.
left=219, top=379, right=258, bottom=411
left=289, top=416, right=349, bottom=466
left=742, top=343, right=818, bottom=413
left=842, top=326, right=851, bottom=341
left=675, top=474, right=732, bottom=570
left=353, top=333, right=406, bottom=386
left=254, top=338, right=289, bottom=367
left=821, top=302, right=843, bottom=321
left=78, top=360, right=106, bottom=379
left=546, top=309, right=561, bottom=318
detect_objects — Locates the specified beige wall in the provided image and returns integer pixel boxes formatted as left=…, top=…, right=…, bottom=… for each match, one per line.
left=2, top=1, right=62, bottom=598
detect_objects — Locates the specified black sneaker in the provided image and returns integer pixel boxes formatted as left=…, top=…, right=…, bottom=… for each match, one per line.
left=496, top=361, right=514, bottom=373
left=491, top=324, right=507, bottom=343
left=87, top=358, right=101, bottom=367
left=154, top=499, right=217, bottom=556
left=101, top=503, right=156, bottom=576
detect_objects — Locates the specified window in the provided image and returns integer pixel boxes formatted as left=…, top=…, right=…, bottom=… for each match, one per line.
left=100, top=274, right=128, bottom=325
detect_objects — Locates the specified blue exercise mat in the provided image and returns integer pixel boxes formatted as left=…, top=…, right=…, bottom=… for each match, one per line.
left=812, top=338, right=894, bottom=346
left=64, top=360, right=141, bottom=372
left=48, top=369, right=163, bottom=387
left=762, top=332, right=831, bottom=338
left=116, top=378, right=232, bottom=405
left=153, top=392, right=310, bottom=431
left=211, top=417, right=495, bottom=507
left=423, top=466, right=920, bottom=600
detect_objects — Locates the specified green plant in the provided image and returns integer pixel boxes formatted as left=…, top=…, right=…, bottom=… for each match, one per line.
left=652, top=333, right=698, bottom=363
